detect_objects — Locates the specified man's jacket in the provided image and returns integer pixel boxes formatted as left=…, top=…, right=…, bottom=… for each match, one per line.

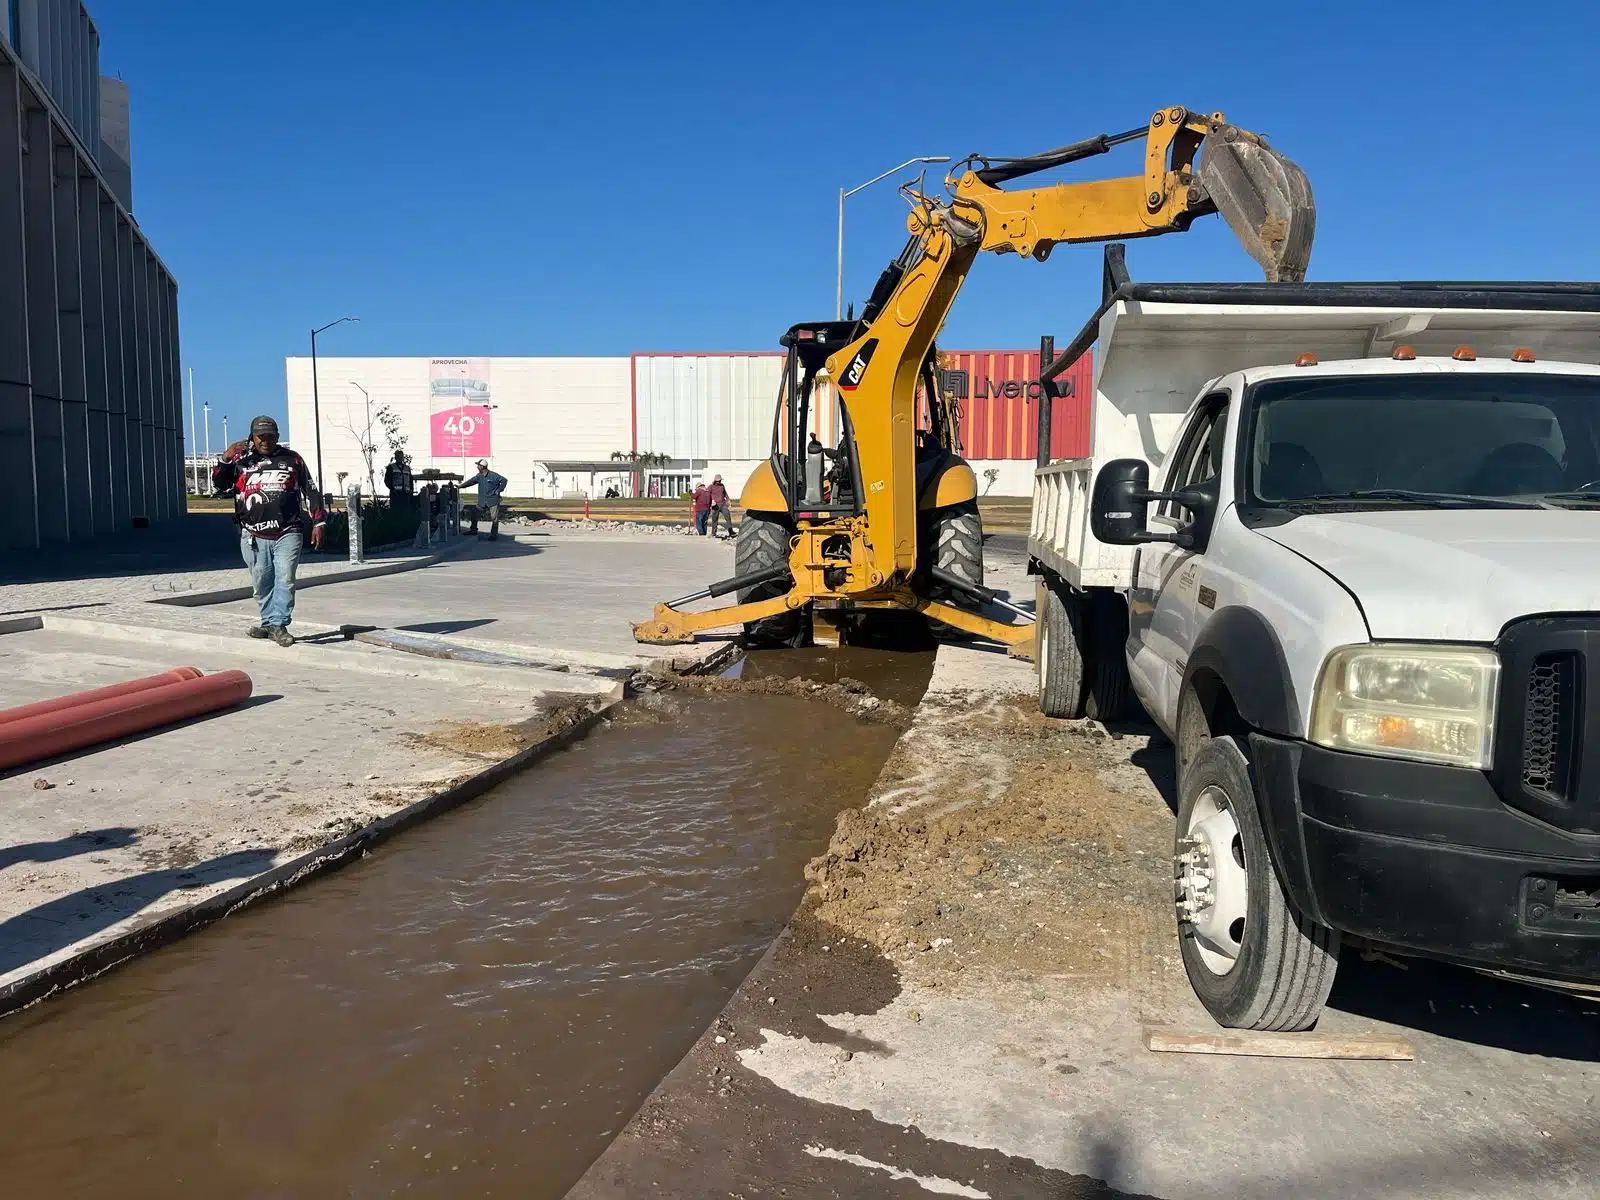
left=221, top=441, right=325, bottom=540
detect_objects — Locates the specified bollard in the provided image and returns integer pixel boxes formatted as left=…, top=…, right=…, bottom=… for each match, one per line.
left=346, top=484, right=365, bottom=564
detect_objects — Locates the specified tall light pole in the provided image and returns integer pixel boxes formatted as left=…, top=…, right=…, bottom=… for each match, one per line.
left=187, top=367, right=199, bottom=494
left=349, top=379, right=374, bottom=495
left=310, top=315, right=360, bottom=498
left=222, top=415, right=229, bottom=449
left=202, top=401, right=211, bottom=466
left=837, top=155, right=950, bottom=320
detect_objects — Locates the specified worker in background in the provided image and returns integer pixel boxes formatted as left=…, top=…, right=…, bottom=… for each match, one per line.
left=692, top=481, right=711, bottom=535
left=708, top=474, right=733, bottom=539
left=384, top=450, right=413, bottom=500
left=221, top=415, right=325, bottom=646
left=462, top=458, right=508, bottom=540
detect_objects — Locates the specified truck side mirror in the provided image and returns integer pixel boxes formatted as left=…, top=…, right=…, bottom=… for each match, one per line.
left=1090, top=459, right=1154, bottom=544
left=1090, top=459, right=1207, bottom=548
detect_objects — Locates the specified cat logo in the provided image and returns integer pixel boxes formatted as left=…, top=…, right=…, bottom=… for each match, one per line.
left=838, top=338, right=879, bottom=392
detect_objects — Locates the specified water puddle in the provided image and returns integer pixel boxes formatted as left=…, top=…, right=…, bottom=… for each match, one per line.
left=0, top=651, right=932, bottom=1197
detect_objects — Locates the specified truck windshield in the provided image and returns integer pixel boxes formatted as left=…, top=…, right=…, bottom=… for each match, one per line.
left=1245, top=373, right=1600, bottom=509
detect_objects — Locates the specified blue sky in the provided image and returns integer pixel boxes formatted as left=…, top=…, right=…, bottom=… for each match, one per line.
left=93, top=0, right=1597, bottom=447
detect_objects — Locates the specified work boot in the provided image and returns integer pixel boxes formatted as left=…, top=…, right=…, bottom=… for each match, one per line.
left=269, top=626, right=296, bottom=647
left=247, top=625, right=269, bottom=639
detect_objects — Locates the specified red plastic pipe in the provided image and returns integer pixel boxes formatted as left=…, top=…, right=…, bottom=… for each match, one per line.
left=0, top=670, right=254, bottom=771
left=0, top=667, right=204, bottom=727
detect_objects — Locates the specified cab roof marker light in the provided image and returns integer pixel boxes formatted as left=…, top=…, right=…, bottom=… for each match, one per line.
left=1294, top=352, right=1318, bottom=367
left=1511, top=347, right=1536, bottom=363
left=1392, top=344, right=1417, bottom=361
left=1452, top=346, right=1477, bottom=361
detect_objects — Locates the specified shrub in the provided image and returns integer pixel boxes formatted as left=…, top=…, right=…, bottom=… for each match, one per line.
left=318, top=498, right=424, bottom=554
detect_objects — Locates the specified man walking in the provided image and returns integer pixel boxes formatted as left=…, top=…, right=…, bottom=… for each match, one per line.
left=462, top=458, right=508, bottom=539
left=708, top=474, right=733, bottom=539
left=221, top=415, right=325, bottom=645
left=692, top=481, right=711, bottom=535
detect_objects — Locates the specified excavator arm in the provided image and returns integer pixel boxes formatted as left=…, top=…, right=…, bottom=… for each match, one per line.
left=942, top=106, right=1313, bottom=278
left=828, top=105, right=1313, bottom=580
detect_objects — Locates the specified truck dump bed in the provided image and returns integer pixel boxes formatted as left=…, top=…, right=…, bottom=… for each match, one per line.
left=1028, top=279, right=1600, bottom=591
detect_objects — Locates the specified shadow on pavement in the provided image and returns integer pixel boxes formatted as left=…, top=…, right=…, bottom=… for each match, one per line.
left=398, top=618, right=497, bottom=635
left=1329, top=951, right=1600, bottom=1061
left=0, top=828, right=139, bottom=872
left=0, top=848, right=277, bottom=976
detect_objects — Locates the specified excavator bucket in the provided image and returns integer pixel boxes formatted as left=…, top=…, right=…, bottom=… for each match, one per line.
left=1196, top=125, right=1315, bottom=282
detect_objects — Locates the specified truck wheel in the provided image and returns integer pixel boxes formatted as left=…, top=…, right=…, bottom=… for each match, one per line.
left=1084, top=591, right=1133, bottom=722
left=1175, top=736, right=1339, bottom=1031
left=735, top=512, right=809, bottom=648
left=1037, top=577, right=1087, bottom=718
left=925, top=501, right=984, bottom=639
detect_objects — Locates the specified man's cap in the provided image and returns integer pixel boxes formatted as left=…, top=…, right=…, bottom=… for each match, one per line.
left=714, top=474, right=722, bottom=481
left=250, top=415, right=279, bottom=437
left=476, top=458, right=489, bottom=468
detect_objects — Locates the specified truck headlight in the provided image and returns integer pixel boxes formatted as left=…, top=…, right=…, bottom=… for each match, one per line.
left=1310, top=644, right=1500, bottom=769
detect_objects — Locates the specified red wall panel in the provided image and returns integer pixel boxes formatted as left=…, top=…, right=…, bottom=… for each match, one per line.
left=935, top=348, right=1092, bottom=460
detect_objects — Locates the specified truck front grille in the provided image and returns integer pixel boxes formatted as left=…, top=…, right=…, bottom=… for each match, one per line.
left=1523, top=652, right=1577, bottom=801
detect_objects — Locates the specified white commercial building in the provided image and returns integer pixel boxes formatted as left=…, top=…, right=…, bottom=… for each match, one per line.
left=285, top=348, right=1088, bottom=502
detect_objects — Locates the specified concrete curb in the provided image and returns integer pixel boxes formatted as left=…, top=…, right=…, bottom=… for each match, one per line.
left=151, top=534, right=476, bottom=608
left=0, top=697, right=619, bottom=1017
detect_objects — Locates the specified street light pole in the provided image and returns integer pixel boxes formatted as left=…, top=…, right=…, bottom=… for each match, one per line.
left=349, top=379, right=374, bottom=496
left=836, top=155, right=951, bottom=320
left=310, top=315, right=360, bottom=499
left=187, top=367, right=198, bottom=494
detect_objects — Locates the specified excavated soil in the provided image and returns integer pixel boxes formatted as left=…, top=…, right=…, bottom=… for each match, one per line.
left=803, top=691, right=1184, bottom=997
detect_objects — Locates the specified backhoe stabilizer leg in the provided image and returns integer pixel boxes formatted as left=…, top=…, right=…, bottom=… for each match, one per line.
left=632, top=593, right=807, bottom=645
left=918, top=599, right=1037, bottom=661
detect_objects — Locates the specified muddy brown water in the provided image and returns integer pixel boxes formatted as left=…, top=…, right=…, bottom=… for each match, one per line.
left=0, top=654, right=930, bottom=1198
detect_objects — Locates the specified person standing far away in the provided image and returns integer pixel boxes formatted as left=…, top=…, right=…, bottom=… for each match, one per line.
left=462, top=458, right=509, bottom=540
left=220, top=415, right=325, bottom=646
left=383, top=450, right=413, bottom=500
left=692, top=481, right=711, bottom=535
left=708, top=474, right=733, bottom=539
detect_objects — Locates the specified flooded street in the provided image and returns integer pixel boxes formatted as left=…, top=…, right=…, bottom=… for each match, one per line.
left=0, top=656, right=929, bottom=1197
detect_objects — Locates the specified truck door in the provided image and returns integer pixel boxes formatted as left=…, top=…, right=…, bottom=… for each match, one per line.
left=1127, top=393, right=1230, bottom=729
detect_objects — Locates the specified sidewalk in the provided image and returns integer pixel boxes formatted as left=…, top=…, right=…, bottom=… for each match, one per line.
left=0, top=529, right=738, bottom=1014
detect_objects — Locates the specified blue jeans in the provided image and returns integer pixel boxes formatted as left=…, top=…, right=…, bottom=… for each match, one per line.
left=240, top=529, right=303, bottom=628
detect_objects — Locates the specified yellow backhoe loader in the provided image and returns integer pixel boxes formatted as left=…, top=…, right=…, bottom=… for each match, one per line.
left=633, top=107, right=1314, bottom=653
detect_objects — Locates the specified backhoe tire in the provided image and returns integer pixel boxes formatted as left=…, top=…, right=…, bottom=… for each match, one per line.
left=925, top=501, right=984, bottom=640
left=1037, top=577, right=1088, bottom=719
left=1084, top=590, right=1134, bottom=722
left=735, top=512, right=809, bottom=649
left=1176, top=737, right=1340, bottom=1031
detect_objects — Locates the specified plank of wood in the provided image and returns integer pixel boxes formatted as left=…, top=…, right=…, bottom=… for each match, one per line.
left=1142, top=1028, right=1414, bottom=1061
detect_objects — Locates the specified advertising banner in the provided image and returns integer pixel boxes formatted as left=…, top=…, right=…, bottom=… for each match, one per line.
left=428, top=358, right=492, bottom=459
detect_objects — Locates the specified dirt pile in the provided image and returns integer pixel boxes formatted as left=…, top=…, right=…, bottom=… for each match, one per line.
left=525, top=518, right=698, bottom=537
left=803, top=693, right=1183, bottom=998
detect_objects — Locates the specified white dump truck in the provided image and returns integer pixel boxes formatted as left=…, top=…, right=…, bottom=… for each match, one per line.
left=1028, top=255, right=1600, bottom=1029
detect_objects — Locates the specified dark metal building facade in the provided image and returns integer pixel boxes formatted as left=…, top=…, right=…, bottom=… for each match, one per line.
left=0, top=2, right=181, bottom=551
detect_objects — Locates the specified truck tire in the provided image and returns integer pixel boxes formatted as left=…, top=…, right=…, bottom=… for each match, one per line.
left=1037, top=577, right=1087, bottom=718
left=925, top=501, right=984, bottom=639
left=1175, top=736, right=1339, bottom=1031
left=735, top=512, right=809, bottom=648
left=1084, top=590, right=1134, bottom=722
